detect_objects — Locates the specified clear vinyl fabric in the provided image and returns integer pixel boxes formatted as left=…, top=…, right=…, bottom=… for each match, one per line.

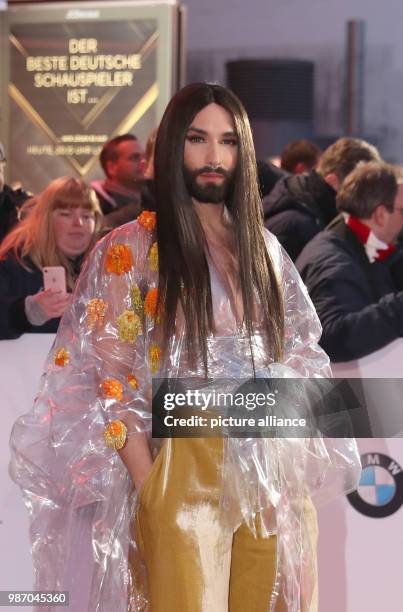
left=9, top=213, right=361, bottom=612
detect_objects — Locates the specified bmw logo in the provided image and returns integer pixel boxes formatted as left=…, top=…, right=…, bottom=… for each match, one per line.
left=347, top=453, right=403, bottom=518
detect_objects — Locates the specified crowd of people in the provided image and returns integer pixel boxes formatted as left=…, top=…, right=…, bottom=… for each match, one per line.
left=1, top=120, right=403, bottom=365
left=0, top=131, right=157, bottom=339
left=263, top=137, right=403, bottom=362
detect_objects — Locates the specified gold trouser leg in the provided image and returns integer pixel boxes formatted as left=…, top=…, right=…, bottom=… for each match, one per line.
left=229, top=515, right=278, bottom=612
left=229, top=498, right=318, bottom=612
left=135, top=437, right=232, bottom=612
left=133, top=437, right=318, bottom=612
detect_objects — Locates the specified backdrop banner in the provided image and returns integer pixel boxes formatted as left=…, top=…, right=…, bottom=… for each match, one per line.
left=0, top=1, right=181, bottom=192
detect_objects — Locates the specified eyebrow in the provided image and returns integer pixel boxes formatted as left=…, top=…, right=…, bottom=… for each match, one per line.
left=187, top=126, right=237, bottom=138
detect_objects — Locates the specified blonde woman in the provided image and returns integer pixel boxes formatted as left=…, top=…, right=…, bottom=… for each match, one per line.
left=0, top=177, right=102, bottom=339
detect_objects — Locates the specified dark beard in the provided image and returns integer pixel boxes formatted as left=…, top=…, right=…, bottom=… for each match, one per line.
left=183, top=165, right=234, bottom=204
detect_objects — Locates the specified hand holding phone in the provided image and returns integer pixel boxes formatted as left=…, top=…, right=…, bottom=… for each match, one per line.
left=30, top=290, right=70, bottom=320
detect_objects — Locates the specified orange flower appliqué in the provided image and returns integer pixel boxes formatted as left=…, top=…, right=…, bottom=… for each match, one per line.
left=144, top=288, right=163, bottom=322
left=149, top=343, right=162, bottom=374
left=100, top=378, right=123, bottom=401
left=54, top=348, right=70, bottom=367
left=86, top=298, right=107, bottom=330
left=105, top=244, right=133, bottom=275
left=127, top=374, right=139, bottom=389
left=144, top=288, right=158, bottom=317
left=137, top=210, right=156, bottom=231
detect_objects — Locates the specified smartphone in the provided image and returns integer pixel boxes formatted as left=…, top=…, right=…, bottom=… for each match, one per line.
left=43, top=266, right=67, bottom=293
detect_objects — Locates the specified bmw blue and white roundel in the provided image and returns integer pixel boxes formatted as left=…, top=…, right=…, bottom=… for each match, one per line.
left=347, top=453, right=403, bottom=518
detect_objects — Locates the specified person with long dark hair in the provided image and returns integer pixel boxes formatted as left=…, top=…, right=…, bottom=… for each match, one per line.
left=10, top=84, right=360, bottom=611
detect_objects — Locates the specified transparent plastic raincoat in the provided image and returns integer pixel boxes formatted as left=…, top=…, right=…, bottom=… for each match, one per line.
left=10, top=210, right=361, bottom=611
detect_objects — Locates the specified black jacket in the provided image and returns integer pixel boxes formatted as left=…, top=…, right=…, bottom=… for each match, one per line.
left=296, top=216, right=403, bottom=362
left=140, top=179, right=156, bottom=212
left=263, top=171, right=338, bottom=261
left=0, top=255, right=61, bottom=339
left=256, top=161, right=285, bottom=198
left=0, top=185, right=30, bottom=243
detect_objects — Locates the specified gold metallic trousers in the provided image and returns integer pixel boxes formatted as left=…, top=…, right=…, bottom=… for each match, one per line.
left=134, top=437, right=318, bottom=611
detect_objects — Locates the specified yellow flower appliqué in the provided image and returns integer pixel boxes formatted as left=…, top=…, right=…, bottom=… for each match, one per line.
left=105, top=244, right=133, bottom=275
left=149, top=343, right=162, bottom=374
left=127, top=374, right=139, bottom=389
left=131, top=284, right=143, bottom=315
left=137, top=210, right=156, bottom=231
left=100, top=378, right=123, bottom=401
left=54, top=348, right=70, bottom=367
left=104, top=420, right=127, bottom=450
left=149, top=242, right=158, bottom=272
left=117, top=310, right=143, bottom=343
left=86, top=298, right=107, bottom=330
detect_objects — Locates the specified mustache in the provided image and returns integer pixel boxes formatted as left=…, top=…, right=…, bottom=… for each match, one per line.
left=193, top=166, right=230, bottom=178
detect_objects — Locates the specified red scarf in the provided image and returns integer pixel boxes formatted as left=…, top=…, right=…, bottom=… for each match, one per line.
left=345, top=215, right=396, bottom=262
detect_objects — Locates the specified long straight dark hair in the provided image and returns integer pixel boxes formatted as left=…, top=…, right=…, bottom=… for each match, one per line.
left=154, top=83, right=284, bottom=372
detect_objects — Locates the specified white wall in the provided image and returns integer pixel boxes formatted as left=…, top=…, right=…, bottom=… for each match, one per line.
left=184, top=0, right=403, bottom=161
